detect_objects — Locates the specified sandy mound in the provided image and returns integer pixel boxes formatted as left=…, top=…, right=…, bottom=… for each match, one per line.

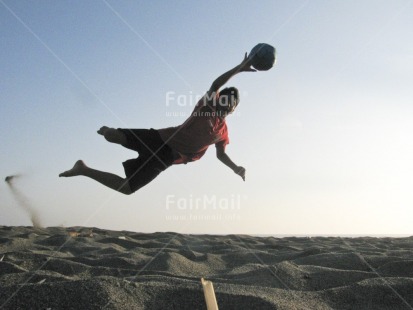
left=1, top=227, right=413, bottom=309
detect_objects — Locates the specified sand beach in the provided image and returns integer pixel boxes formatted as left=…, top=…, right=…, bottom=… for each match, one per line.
left=1, top=226, right=413, bottom=309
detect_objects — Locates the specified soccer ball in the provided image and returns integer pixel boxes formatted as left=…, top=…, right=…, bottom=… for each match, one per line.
left=248, top=43, right=276, bottom=71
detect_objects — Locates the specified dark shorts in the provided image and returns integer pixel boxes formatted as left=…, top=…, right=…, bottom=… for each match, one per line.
left=118, top=128, right=174, bottom=193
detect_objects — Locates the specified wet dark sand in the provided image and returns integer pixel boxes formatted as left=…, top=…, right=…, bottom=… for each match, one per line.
left=1, top=226, right=413, bottom=309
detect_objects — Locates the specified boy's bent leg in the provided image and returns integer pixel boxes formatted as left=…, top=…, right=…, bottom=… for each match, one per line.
left=97, top=126, right=127, bottom=145
left=59, top=160, right=132, bottom=195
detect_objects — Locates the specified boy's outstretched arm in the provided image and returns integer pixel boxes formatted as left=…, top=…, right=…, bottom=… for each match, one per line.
left=216, top=147, right=246, bottom=181
left=209, top=53, right=256, bottom=93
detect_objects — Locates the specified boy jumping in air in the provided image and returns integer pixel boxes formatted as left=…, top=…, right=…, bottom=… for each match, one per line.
left=59, top=53, right=255, bottom=194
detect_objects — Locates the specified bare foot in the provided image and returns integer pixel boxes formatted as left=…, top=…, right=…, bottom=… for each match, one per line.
left=97, top=126, right=126, bottom=144
left=59, top=160, right=87, bottom=177
left=97, top=126, right=109, bottom=136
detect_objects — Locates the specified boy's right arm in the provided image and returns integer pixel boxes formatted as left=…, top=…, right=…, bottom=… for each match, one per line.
left=209, top=53, right=256, bottom=93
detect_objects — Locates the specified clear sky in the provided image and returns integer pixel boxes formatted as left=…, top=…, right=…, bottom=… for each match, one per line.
left=1, top=0, right=412, bottom=235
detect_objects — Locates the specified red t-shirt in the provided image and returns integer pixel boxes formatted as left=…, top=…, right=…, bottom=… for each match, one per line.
left=158, top=92, right=229, bottom=164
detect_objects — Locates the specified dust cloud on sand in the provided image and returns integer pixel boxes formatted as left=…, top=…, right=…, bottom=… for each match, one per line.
left=5, top=175, right=42, bottom=228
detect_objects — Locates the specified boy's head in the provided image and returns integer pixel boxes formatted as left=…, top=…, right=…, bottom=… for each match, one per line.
left=217, top=87, right=239, bottom=115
